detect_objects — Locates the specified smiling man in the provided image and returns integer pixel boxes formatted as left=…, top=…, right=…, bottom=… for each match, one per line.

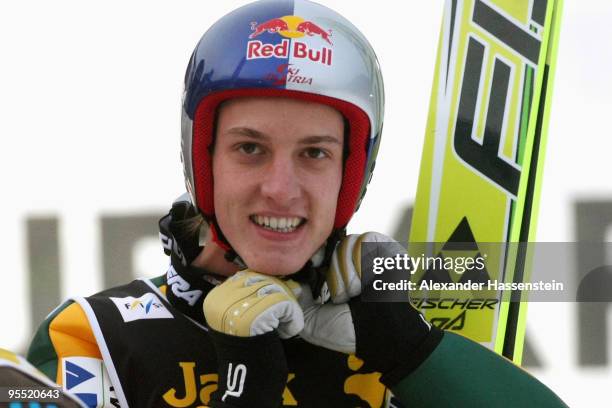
left=211, top=97, right=344, bottom=276
left=26, top=1, right=567, bottom=407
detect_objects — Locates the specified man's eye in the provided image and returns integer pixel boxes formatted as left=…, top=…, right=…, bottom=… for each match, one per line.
left=238, top=143, right=262, bottom=155
left=303, top=147, right=328, bottom=159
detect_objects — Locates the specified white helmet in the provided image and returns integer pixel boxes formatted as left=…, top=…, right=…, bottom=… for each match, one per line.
left=181, top=0, right=384, bottom=247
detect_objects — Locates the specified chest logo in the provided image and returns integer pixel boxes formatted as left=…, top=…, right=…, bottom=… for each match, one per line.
left=110, top=292, right=173, bottom=322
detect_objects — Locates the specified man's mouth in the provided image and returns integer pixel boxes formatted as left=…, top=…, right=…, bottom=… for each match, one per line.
left=249, top=215, right=306, bottom=233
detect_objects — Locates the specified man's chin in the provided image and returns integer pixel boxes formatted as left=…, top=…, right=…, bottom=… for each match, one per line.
left=242, top=254, right=309, bottom=277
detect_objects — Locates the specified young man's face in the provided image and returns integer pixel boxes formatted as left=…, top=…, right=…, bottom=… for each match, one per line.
left=212, top=97, right=344, bottom=276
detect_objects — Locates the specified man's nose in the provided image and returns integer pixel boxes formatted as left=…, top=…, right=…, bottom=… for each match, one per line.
left=260, top=155, right=301, bottom=205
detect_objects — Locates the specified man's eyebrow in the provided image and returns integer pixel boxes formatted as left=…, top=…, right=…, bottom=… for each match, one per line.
left=299, top=135, right=342, bottom=145
left=225, top=127, right=269, bottom=140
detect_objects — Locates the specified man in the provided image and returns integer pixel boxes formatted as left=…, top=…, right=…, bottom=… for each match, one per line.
left=27, top=0, right=567, bottom=407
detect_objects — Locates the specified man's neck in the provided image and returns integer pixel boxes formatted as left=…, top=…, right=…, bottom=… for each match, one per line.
left=191, top=241, right=240, bottom=277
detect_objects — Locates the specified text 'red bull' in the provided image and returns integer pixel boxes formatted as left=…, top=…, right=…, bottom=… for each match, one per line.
left=246, top=39, right=332, bottom=66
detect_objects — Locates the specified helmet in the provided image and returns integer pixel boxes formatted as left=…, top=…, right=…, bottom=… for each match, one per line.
left=181, top=0, right=384, bottom=241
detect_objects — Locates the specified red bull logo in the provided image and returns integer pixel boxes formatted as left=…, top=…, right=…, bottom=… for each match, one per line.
left=246, top=15, right=333, bottom=66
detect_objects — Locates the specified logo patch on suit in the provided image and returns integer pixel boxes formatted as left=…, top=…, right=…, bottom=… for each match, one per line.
left=62, top=357, right=114, bottom=408
left=110, top=292, right=173, bottom=322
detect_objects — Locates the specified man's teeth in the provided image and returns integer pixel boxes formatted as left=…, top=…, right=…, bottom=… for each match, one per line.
left=252, top=215, right=303, bottom=232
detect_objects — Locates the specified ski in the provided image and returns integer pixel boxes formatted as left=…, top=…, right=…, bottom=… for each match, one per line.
left=408, top=0, right=563, bottom=363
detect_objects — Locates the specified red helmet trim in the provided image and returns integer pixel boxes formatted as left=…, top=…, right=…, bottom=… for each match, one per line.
left=192, top=88, right=370, bottom=229
left=209, top=222, right=231, bottom=251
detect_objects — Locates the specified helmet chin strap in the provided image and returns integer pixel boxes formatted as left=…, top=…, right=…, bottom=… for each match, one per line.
left=204, top=220, right=246, bottom=269
left=291, top=227, right=346, bottom=299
